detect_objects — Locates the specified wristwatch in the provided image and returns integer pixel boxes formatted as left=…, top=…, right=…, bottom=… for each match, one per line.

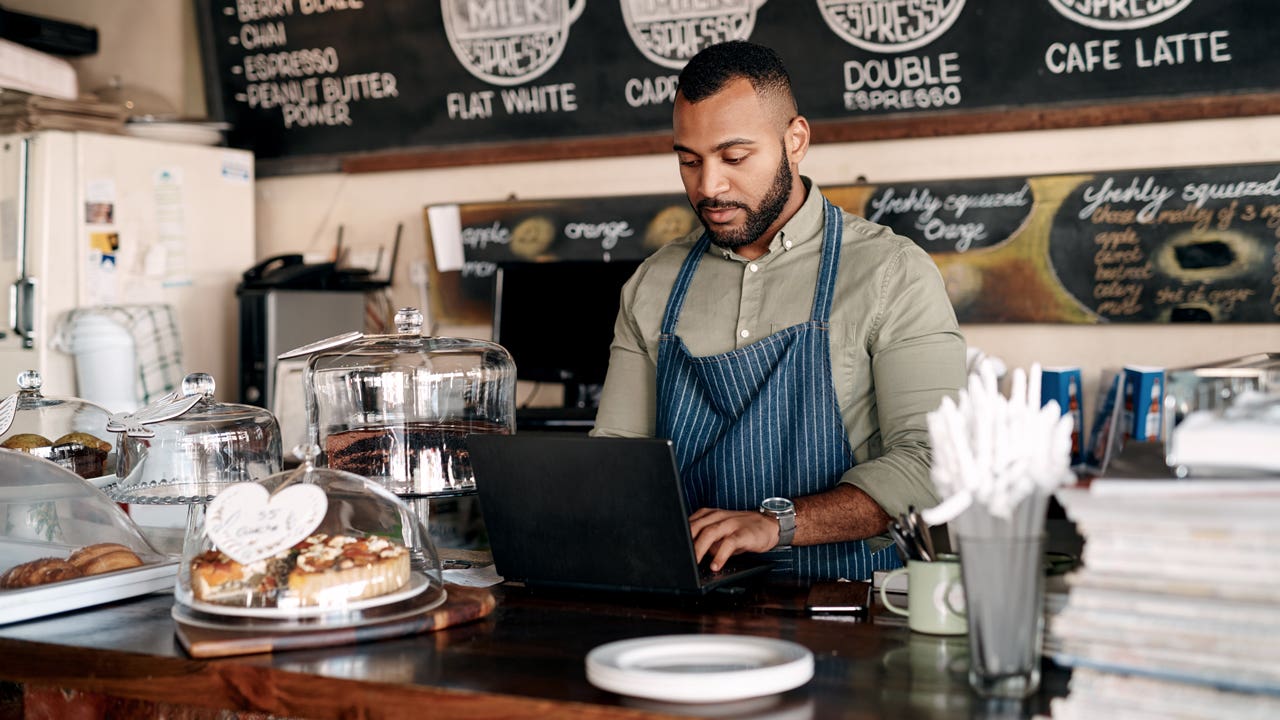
left=759, top=497, right=796, bottom=549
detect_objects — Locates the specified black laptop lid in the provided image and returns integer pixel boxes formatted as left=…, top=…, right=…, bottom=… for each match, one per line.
left=470, top=434, right=734, bottom=593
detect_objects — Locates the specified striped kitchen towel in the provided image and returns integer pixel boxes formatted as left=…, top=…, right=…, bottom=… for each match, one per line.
left=117, top=304, right=184, bottom=404
left=54, top=304, right=185, bottom=405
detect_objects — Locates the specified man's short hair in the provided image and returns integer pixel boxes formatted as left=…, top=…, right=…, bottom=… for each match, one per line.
left=677, top=40, right=795, bottom=109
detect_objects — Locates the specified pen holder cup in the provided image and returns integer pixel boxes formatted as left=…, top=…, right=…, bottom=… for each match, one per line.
left=879, top=554, right=966, bottom=636
left=956, top=534, right=1045, bottom=699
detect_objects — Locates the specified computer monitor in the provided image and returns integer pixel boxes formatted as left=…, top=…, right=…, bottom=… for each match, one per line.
left=493, top=260, right=642, bottom=408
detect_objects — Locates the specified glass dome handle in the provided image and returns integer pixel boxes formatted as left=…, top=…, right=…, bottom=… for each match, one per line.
left=16, top=370, right=41, bottom=391
left=181, top=372, right=216, bottom=398
left=394, top=308, right=424, bottom=335
left=274, top=443, right=323, bottom=489
left=292, top=443, right=322, bottom=468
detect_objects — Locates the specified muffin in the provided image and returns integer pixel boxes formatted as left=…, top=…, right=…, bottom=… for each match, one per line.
left=2, top=433, right=53, bottom=451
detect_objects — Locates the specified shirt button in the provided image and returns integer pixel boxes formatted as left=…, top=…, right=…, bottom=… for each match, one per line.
left=783, top=239, right=793, bottom=250
left=749, top=263, right=759, bottom=273
left=740, top=329, right=750, bottom=338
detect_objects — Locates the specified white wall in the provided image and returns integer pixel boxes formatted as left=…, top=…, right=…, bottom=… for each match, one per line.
left=7, top=0, right=203, bottom=118
left=13, top=0, right=1280, bottom=412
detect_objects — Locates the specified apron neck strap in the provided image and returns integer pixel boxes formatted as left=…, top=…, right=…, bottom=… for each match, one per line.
left=659, top=197, right=845, bottom=334
left=660, top=234, right=710, bottom=335
left=809, top=198, right=844, bottom=323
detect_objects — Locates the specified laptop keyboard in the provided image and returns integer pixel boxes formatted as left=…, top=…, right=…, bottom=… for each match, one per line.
left=697, top=556, right=771, bottom=586
left=698, top=564, right=736, bottom=584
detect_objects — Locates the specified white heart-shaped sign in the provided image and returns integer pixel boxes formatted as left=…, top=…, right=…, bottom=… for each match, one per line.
left=205, top=483, right=328, bottom=565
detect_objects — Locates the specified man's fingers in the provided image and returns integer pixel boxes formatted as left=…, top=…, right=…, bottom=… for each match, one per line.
left=689, top=508, right=732, bottom=538
left=710, top=539, right=740, bottom=573
left=691, top=515, right=735, bottom=564
left=689, top=510, right=779, bottom=570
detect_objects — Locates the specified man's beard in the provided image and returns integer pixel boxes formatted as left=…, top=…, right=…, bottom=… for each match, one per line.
left=696, top=150, right=793, bottom=251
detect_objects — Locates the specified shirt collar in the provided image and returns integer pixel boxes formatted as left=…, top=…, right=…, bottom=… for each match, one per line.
left=710, top=176, right=823, bottom=261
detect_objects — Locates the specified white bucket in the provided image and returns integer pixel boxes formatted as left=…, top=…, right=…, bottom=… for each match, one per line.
left=68, top=313, right=139, bottom=413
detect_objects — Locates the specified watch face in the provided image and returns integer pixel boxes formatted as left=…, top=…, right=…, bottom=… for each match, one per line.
left=761, top=497, right=793, bottom=514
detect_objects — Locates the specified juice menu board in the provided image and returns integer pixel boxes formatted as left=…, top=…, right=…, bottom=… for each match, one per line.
left=198, top=1, right=1279, bottom=165
left=843, top=163, right=1280, bottom=323
left=427, top=161, right=1280, bottom=325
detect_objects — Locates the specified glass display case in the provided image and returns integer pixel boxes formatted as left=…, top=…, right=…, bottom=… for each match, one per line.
left=1164, top=353, right=1280, bottom=429
left=0, top=450, right=177, bottom=624
left=173, top=448, right=445, bottom=626
left=1164, top=353, right=1280, bottom=475
left=286, top=308, right=516, bottom=498
left=0, top=370, right=115, bottom=479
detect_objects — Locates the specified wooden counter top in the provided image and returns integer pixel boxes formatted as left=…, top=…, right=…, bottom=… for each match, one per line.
left=0, top=582, right=1067, bottom=719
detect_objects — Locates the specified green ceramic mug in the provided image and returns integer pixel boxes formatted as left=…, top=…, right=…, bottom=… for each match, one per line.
left=879, top=554, right=966, bottom=636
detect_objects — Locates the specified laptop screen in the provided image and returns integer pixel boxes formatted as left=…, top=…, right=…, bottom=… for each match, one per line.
left=469, top=434, right=769, bottom=594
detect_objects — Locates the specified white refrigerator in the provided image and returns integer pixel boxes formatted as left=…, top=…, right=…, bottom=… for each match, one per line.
left=0, top=131, right=255, bottom=403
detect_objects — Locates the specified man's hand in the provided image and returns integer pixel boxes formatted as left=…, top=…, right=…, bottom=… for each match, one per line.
left=688, top=486, right=893, bottom=571
left=689, top=508, right=778, bottom=571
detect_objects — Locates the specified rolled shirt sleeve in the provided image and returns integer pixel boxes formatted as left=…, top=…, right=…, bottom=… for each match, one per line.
left=840, top=242, right=966, bottom=521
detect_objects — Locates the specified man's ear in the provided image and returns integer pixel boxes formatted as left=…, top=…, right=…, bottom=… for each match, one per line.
left=787, top=115, right=811, bottom=164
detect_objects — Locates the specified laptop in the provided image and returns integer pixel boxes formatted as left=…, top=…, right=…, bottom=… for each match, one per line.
left=468, top=433, right=773, bottom=595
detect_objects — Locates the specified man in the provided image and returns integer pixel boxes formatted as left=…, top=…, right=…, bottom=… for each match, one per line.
left=591, top=41, right=966, bottom=581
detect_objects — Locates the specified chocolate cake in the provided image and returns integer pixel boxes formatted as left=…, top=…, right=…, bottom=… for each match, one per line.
left=325, top=420, right=507, bottom=494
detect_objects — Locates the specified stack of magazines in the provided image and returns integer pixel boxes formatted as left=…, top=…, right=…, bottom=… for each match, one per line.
left=0, top=90, right=126, bottom=134
left=1049, top=479, right=1280, bottom=718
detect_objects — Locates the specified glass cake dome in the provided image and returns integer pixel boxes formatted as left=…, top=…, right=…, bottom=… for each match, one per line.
left=0, top=450, right=177, bottom=624
left=0, top=450, right=163, bottom=560
left=109, top=372, right=282, bottom=504
left=0, top=370, right=116, bottom=479
left=173, top=447, right=445, bottom=621
left=283, top=308, right=516, bottom=498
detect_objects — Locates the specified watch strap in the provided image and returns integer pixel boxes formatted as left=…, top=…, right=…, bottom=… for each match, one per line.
left=774, top=512, right=796, bottom=548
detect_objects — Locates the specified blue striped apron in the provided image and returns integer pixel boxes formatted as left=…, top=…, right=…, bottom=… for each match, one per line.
left=655, top=199, right=900, bottom=581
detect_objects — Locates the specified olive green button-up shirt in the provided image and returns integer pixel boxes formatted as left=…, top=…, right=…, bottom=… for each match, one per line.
left=592, top=179, right=967, bottom=546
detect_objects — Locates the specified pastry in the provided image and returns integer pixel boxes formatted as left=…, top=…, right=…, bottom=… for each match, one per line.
left=1, top=558, right=83, bottom=589
left=69, top=543, right=142, bottom=575
left=286, top=534, right=411, bottom=606
left=53, top=432, right=112, bottom=453
left=1, top=433, right=52, bottom=451
left=190, top=533, right=410, bottom=608
left=2, top=432, right=113, bottom=478
left=48, top=432, right=112, bottom=479
left=190, top=551, right=292, bottom=607
left=0, top=544, right=144, bottom=590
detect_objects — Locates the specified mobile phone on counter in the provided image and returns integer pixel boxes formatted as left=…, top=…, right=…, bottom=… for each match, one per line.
left=806, top=580, right=872, bottom=616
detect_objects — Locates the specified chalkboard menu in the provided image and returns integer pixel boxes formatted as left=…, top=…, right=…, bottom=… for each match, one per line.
left=426, top=161, right=1280, bottom=325
left=1047, top=167, right=1280, bottom=323
left=859, top=164, right=1280, bottom=323
left=197, top=0, right=1279, bottom=168
left=423, top=191, right=689, bottom=323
